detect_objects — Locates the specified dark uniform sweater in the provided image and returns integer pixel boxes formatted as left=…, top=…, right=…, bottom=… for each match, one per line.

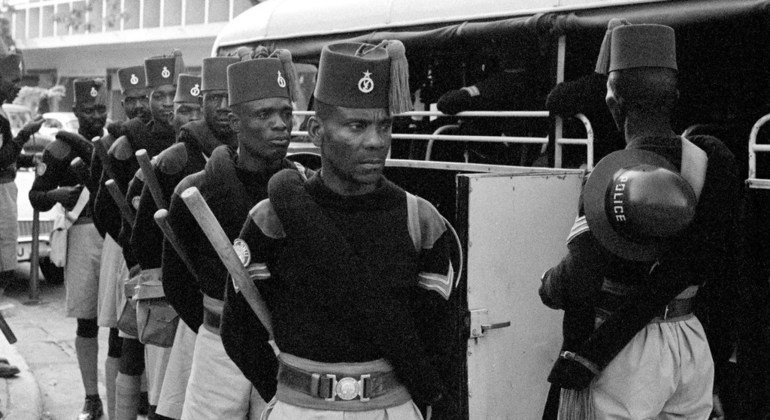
left=162, top=146, right=302, bottom=334
left=222, top=170, right=454, bottom=405
left=130, top=119, right=235, bottom=272
left=29, top=129, right=96, bottom=216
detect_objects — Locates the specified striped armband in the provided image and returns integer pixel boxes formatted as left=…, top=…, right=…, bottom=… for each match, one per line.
left=566, top=215, right=589, bottom=244
left=417, top=262, right=455, bottom=300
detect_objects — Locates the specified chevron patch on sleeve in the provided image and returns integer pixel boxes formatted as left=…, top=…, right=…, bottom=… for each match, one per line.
left=566, top=215, right=589, bottom=244
left=417, top=261, right=454, bottom=300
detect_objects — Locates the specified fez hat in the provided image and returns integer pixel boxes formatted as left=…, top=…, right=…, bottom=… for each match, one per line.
left=227, top=50, right=296, bottom=107
left=314, top=40, right=412, bottom=114
left=117, top=66, right=146, bottom=95
left=73, top=78, right=108, bottom=107
left=174, top=74, right=201, bottom=104
left=583, top=149, right=696, bottom=261
left=202, top=57, right=238, bottom=92
left=145, top=50, right=184, bottom=89
left=595, top=18, right=630, bottom=75
left=609, top=24, right=677, bottom=72
left=0, top=53, right=22, bottom=81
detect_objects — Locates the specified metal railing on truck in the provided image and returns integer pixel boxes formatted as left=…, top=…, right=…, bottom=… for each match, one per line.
left=747, top=113, right=770, bottom=189
left=292, top=110, right=595, bottom=169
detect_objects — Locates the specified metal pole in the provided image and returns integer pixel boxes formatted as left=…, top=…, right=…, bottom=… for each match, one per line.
left=28, top=209, right=40, bottom=303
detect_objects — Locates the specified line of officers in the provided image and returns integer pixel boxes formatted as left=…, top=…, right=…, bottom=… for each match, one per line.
left=29, top=40, right=456, bottom=420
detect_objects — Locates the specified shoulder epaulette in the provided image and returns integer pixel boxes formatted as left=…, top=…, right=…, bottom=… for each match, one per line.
left=46, top=139, right=72, bottom=161
left=249, top=199, right=285, bottom=239
left=156, top=143, right=188, bottom=175
left=414, top=195, right=447, bottom=250
left=108, top=136, right=134, bottom=161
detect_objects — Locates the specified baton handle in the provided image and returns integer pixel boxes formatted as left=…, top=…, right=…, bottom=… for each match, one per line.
left=153, top=209, right=197, bottom=275
left=136, top=149, right=168, bottom=210
left=180, top=187, right=274, bottom=337
left=105, top=179, right=135, bottom=224
left=0, top=311, right=17, bottom=344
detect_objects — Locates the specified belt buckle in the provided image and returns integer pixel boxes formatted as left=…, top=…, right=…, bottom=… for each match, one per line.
left=323, top=374, right=370, bottom=402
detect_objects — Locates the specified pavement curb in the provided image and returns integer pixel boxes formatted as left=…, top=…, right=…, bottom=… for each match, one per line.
left=0, top=334, right=44, bottom=420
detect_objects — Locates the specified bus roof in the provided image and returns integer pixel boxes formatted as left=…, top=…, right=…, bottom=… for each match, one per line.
left=214, top=0, right=769, bottom=59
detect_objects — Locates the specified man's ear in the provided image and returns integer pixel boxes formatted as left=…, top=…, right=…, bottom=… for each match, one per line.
left=308, top=116, right=323, bottom=148
left=229, top=112, right=240, bottom=134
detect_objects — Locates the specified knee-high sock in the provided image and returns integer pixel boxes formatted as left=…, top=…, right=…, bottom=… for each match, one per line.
left=75, top=336, right=99, bottom=395
left=141, top=369, right=148, bottom=392
left=105, top=356, right=120, bottom=420
left=115, top=372, right=141, bottom=420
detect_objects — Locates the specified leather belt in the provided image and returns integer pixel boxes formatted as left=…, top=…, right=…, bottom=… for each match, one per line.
left=202, top=306, right=221, bottom=335
left=651, top=297, right=693, bottom=322
left=278, top=361, right=400, bottom=402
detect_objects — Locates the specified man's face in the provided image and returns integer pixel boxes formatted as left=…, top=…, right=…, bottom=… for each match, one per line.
left=203, top=90, right=232, bottom=138
left=75, top=103, right=108, bottom=135
left=0, top=76, right=21, bottom=103
left=173, top=101, right=202, bottom=133
left=310, top=106, right=392, bottom=194
left=122, top=90, right=151, bottom=123
left=150, top=85, right=176, bottom=127
left=230, top=97, right=293, bottom=164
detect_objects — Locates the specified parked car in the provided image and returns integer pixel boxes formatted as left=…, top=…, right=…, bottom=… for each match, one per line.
left=3, top=103, right=64, bottom=283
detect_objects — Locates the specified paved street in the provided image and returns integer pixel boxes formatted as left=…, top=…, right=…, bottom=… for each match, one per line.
left=1, top=262, right=146, bottom=420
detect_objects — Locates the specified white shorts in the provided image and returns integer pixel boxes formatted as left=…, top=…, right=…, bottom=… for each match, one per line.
left=157, top=321, right=196, bottom=419
left=181, top=326, right=265, bottom=420
left=590, top=316, right=714, bottom=419
left=0, top=181, right=18, bottom=272
left=64, top=222, right=103, bottom=319
left=262, top=399, right=424, bottom=420
left=97, top=234, right=124, bottom=328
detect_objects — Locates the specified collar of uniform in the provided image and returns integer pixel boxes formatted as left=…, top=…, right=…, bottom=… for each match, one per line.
left=307, top=173, right=404, bottom=212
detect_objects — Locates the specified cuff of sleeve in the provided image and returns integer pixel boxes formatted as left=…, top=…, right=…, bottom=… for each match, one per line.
left=461, top=86, right=481, bottom=97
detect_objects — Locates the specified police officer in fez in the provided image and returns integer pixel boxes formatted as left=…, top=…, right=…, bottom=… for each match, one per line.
left=117, top=72, right=200, bottom=420
left=0, top=51, right=44, bottom=296
left=107, top=51, right=184, bottom=420
left=132, top=56, right=237, bottom=420
left=89, top=64, right=150, bottom=420
left=222, top=40, right=457, bottom=419
left=539, top=24, right=740, bottom=419
left=162, top=48, right=308, bottom=419
left=29, top=78, right=109, bottom=420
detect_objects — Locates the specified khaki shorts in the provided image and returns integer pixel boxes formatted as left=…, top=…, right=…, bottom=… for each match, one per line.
left=180, top=326, right=265, bottom=420
left=97, top=234, right=124, bottom=328
left=0, top=181, right=18, bottom=272
left=157, top=321, right=197, bottom=419
left=64, top=222, right=103, bottom=319
left=588, top=316, right=714, bottom=419
left=262, top=399, right=424, bottom=420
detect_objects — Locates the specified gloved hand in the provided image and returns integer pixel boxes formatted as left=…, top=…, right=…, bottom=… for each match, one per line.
left=56, top=131, right=94, bottom=163
left=436, top=88, right=473, bottom=115
left=106, top=121, right=125, bottom=138
left=14, top=117, right=45, bottom=145
left=547, top=351, right=598, bottom=390
left=47, top=185, right=84, bottom=210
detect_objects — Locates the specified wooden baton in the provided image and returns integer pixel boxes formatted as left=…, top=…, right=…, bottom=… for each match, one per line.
left=105, top=179, right=135, bottom=224
left=136, top=149, right=168, bottom=210
left=180, top=187, right=274, bottom=337
left=153, top=209, right=197, bottom=275
left=0, top=311, right=17, bottom=344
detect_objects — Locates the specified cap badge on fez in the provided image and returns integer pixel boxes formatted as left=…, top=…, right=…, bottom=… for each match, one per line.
left=130, top=74, right=139, bottom=85
left=161, top=66, right=171, bottom=78
left=90, top=87, right=98, bottom=97
left=276, top=71, right=286, bottom=88
left=358, top=70, right=374, bottom=94
left=190, top=83, right=200, bottom=97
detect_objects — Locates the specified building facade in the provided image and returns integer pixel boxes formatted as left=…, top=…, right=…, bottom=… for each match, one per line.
left=3, top=0, right=254, bottom=115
